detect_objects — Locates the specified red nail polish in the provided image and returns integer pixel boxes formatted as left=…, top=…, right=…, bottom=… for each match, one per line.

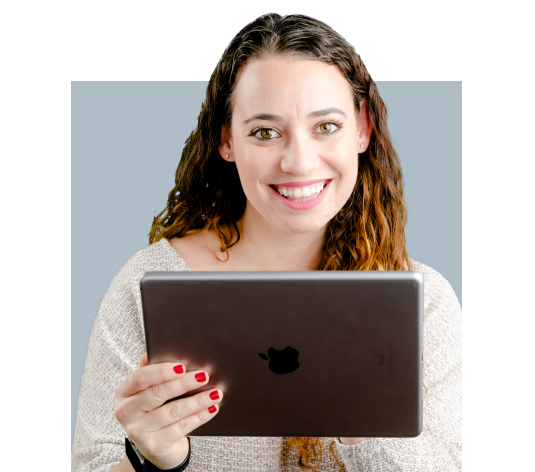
left=208, top=405, right=217, bottom=414
left=195, top=372, right=207, bottom=382
left=173, top=365, right=184, bottom=374
left=209, top=390, right=219, bottom=400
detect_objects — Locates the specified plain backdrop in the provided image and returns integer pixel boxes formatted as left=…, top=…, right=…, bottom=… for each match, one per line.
left=71, top=80, right=462, bottom=438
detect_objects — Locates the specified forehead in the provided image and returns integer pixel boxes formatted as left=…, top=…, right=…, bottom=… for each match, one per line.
left=232, top=55, right=355, bottom=121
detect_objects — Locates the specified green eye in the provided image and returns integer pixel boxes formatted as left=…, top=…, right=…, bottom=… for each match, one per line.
left=252, top=128, right=280, bottom=140
left=319, top=123, right=334, bottom=133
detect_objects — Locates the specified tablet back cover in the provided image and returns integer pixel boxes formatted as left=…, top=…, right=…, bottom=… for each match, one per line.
left=140, top=271, right=423, bottom=438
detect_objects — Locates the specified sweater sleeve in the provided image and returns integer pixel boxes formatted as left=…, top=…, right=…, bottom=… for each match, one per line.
left=71, top=258, right=146, bottom=472
left=334, top=263, right=462, bottom=472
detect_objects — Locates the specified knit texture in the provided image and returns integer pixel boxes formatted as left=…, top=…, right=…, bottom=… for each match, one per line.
left=72, top=239, right=461, bottom=471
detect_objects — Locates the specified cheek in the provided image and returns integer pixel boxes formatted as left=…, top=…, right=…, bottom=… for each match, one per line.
left=234, top=152, right=272, bottom=198
left=345, top=157, right=359, bottom=188
left=339, top=165, right=359, bottom=206
left=324, top=148, right=359, bottom=210
left=328, top=144, right=359, bottom=185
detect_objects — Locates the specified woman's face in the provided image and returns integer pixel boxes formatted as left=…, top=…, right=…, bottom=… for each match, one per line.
left=221, top=55, right=369, bottom=234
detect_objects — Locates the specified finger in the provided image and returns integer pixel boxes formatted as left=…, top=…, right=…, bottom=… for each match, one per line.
left=134, top=370, right=209, bottom=412
left=142, top=388, right=223, bottom=432
left=152, top=403, right=220, bottom=448
left=116, top=362, right=187, bottom=398
left=139, top=353, right=148, bottom=368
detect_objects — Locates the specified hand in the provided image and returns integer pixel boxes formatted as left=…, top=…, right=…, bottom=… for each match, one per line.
left=338, top=437, right=369, bottom=445
left=115, top=353, right=222, bottom=470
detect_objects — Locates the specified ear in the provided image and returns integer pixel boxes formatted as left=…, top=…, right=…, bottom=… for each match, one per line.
left=218, top=123, right=235, bottom=162
left=357, top=101, right=372, bottom=152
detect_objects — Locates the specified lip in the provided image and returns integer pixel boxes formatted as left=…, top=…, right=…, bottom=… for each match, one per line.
left=269, top=179, right=332, bottom=210
left=272, top=178, right=327, bottom=188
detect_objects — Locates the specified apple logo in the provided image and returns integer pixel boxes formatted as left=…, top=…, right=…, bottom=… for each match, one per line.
left=258, top=346, right=300, bottom=374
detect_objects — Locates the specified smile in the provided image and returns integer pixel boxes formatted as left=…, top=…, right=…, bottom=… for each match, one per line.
left=269, top=179, right=332, bottom=210
left=270, top=180, right=327, bottom=203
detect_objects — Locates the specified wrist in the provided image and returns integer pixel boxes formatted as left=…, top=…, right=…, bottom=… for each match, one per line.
left=126, top=436, right=190, bottom=472
left=148, top=437, right=190, bottom=470
left=338, top=437, right=369, bottom=446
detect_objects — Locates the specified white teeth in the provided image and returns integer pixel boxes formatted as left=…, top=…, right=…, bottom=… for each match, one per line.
left=294, top=195, right=316, bottom=202
left=274, top=180, right=327, bottom=202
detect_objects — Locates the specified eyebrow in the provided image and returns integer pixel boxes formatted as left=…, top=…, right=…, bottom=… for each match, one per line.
left=307, top=107, right=348, bottom=119
left=243, top=113, right=282, bottom=125
left=243, top=107, right=347, bottom=125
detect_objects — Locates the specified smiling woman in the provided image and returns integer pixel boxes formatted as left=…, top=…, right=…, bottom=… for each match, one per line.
left=148, top=17, right=408, bottom=274
left=72, top=13, right=461, bottom=472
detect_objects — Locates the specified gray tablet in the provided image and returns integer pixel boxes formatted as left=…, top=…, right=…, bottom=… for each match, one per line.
left=140, top=271, right=423, bottom=438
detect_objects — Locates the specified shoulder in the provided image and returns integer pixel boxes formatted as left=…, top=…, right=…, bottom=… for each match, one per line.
left=128, top=238, right=191, bottom=272
left=409, top=258, right=461, bottom=321
left=96, top=239, right=190, bottom=332
left=409, top=259, right=462, bottom=391
left=102, top=239, right=190, bottom=308
left=114, top=238, right=190, bottom=282
left=168, top=230, right=234, bottom=271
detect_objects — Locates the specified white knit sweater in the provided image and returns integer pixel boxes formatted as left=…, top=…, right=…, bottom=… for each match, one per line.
left=72, top=239, right=461, bottom=472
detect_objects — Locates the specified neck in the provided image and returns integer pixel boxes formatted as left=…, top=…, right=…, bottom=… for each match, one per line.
left=229, top=203, right=326, bottom=271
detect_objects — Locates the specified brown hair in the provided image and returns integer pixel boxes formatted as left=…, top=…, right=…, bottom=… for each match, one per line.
left=149, top=13, right=411, bottom=469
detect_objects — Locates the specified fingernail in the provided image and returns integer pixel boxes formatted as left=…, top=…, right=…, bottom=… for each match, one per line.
left=195, top=372, right=207, bottom=382
left=209, top=390, right=219, bottom=400
left=208, top=405, right=217, bottom=414
left=173, top=365, right=184, bottom=374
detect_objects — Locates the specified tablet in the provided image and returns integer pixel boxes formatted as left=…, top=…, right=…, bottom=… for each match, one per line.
left=140, top=271, right=423, bottom=438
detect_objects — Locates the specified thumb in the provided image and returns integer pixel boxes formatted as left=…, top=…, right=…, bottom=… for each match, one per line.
left=139, top=352, right=148, bottom=368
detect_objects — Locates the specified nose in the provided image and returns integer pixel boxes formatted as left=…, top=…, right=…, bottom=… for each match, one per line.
left=279, top=131, right=320, bottom=177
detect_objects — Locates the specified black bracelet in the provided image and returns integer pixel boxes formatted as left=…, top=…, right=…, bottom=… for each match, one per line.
left=125, top=437, right=191, bottom=472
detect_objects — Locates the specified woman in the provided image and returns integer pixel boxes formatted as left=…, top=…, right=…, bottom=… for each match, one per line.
left=72, top=13, right=461, bottom=472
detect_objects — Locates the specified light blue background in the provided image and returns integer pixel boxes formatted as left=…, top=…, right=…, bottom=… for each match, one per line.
left=71, top=81, right=461, bottom=438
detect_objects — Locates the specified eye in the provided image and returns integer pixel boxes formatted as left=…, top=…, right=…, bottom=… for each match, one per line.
left=316, top=121, right=342, bottom=134
left=252, top=128, right=281, bottom=140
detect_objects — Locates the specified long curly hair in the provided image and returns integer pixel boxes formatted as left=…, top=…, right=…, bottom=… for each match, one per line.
left=149, top=13, right=411, bottom=469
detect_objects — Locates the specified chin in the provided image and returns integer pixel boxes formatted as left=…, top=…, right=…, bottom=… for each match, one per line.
left=277, top=214, right=332, bottom=234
